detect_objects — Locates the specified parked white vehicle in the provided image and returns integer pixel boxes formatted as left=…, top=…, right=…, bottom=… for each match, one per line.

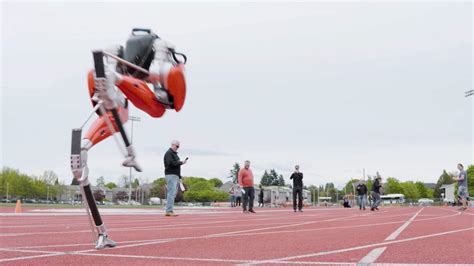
left=418, top=198, right=434, bottom=206
left=148, top=197, right=162, bottom=205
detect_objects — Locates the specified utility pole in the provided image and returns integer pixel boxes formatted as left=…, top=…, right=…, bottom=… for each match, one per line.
left=6, top=182, right=9, bottom=202
left=128, top=115, right=141, bottom=204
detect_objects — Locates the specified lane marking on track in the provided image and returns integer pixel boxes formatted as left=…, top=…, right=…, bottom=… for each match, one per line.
left=71, top=252, right=358, bottom=265
left=207, top=221, right=315, bottom=237
left=357, top=208, right=424, bottom=265
left=4, top=227, right=470, bottom=264
left=244, top=227, right=473, bottom=265
left=357, top=247, right=386, bottom=265
left=0, top=210, right=357, bottom=237
left=0, top=253, right=65, bottom=263
left=385, top=207, right=424, bottom=241
left=3, top=211, right=461, bottom=251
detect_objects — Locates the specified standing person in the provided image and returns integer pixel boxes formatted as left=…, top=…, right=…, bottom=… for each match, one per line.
left=290, top=165, right=304, bottom=212
left=258, top=185, right=264, bottom=207
left=453, top=163, right=469, bottom=211
left=370, top=177, right=382, bottom=211
left=235, top=187, right=242, bottom=207
left=238, top=160, right=256, bottom=213
left=229, top=183, right=236, bottom=207
left=163, top=140, right=188, bottom=217
left=356, top=181, right=368, bottom=210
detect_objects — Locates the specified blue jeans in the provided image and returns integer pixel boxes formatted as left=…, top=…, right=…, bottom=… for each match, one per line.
left=358, top=195, right=366, bottom=209
left=371, top=192, right=381, bottom=208
left=166, top=175, right=179, bottom=213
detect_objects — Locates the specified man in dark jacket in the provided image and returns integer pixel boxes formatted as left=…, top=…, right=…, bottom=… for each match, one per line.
left=163, top=140, right=188, bottom=216
left=290, top=165, right=304, bottom=212
left=356, top=181, right=368, bottom=210
left=370, top=177, right=382, bottom=211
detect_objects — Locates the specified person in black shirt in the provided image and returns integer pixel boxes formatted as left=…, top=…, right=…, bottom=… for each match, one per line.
left=290, top=165, right=304, bottom=212
left=258, top=185, right=264, bottom=207
left=356, top=181, right=368, bottom=210
left=370, top=177, right=382, bottom=211
left=163, top=140, right=188, bottom=216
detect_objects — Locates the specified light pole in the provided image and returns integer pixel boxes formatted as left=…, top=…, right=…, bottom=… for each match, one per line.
left=128, top=115, right=141, bottom=204
left=47, top=185, right=50, bottom=204
left=317, top=186, right=319, bottom=207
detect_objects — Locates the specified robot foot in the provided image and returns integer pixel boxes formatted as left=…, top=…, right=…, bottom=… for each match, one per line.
left=122, top=156, right=142, bottom=172
left=95, top=235, right=117, bottom=250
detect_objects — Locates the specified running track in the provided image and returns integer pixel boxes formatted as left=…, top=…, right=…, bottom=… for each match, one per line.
left=0, top=206, right=473, bottom=265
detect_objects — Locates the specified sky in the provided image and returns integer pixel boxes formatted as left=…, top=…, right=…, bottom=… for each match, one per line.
left=1, top=1, right=472, bottom=188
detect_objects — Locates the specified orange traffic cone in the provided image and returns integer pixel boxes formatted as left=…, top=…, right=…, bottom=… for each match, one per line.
left=14, top=199, right=22, bottom=213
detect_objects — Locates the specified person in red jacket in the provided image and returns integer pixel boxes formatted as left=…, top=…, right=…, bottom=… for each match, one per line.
left=238, top=160, right=256, bottom=213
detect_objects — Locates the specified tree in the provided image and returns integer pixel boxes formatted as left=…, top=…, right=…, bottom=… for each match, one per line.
left=400, top=181, right=420, bottom=200
left=384, top=178, right=403, bottom=194
left=344, top=179, right=359, bottom=195
left=151, top=178, right=167, bottom=199
left=433, top=170, right=454, bottom=198
left=324, top=183, right=335, bottom=191
left=209, top=178, right=223, bottom=188
left=366, top=176, right=373, bottom=192
left=96, top=176, right=105, bottom=188
left=181, top=177, right=229, bottom=202
left=415, top=181, right=429, bottom=198
left=118, top=175, right=130, bottom=188
left=230, top=163, right=241, bottom=183
left=105, top=182, right=117, bottom=189
left=260, top=170, right=271, bottom=186
left=40, top=170, right=58, bottom=185
left=467, top=165, right=474, bottom=197
left=132, top=178, right=140, bottom=189
left=115, top=190, right=128, bottom=201
left=261, top=169, right=285, bottom=186
left=93, top=189, right=105, bottom=202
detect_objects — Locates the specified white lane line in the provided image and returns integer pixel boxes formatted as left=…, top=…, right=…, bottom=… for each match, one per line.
left=4, top=211, right=461, bottom=251
left=1, top=227, right=471, bottom=264
left=208, top=221, right=315, bottom=237
left=0, top=253, right=65, bottom=263
left=73, top=252, right=357, bottom=265
left=357, top=208, right=424, bottom=265
left=0, top=210, right=357, bottom=237
left=385, top=207, right=424, bottom=241
left=245, top=227, right=473, bottom=265
left=357, top=247, right=386, bottom=264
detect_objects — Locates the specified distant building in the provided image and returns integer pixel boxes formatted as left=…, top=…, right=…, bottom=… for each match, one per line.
left=440, top=183, right=455, bottom=203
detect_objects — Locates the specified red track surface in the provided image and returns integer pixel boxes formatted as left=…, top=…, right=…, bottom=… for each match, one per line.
left=1, top=206, right=473, bottom=265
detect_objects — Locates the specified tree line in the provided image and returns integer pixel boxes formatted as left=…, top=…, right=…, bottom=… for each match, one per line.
left=2, top=164, right=472, bottom=203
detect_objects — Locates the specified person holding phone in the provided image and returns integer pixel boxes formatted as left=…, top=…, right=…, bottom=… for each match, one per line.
left=290, top=165, right=304, bottom=212
left=163, top=140, right=188, bottom=216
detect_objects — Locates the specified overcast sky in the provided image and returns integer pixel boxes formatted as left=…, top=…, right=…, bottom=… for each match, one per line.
left=1, top=2, right=472, bottom=188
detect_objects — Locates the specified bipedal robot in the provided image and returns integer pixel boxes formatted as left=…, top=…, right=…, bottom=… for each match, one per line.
left=70, top=28, right=187, bottom=249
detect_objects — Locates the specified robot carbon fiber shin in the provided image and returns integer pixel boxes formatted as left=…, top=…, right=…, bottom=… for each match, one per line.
left=71, top=131, right=116, bottom=250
